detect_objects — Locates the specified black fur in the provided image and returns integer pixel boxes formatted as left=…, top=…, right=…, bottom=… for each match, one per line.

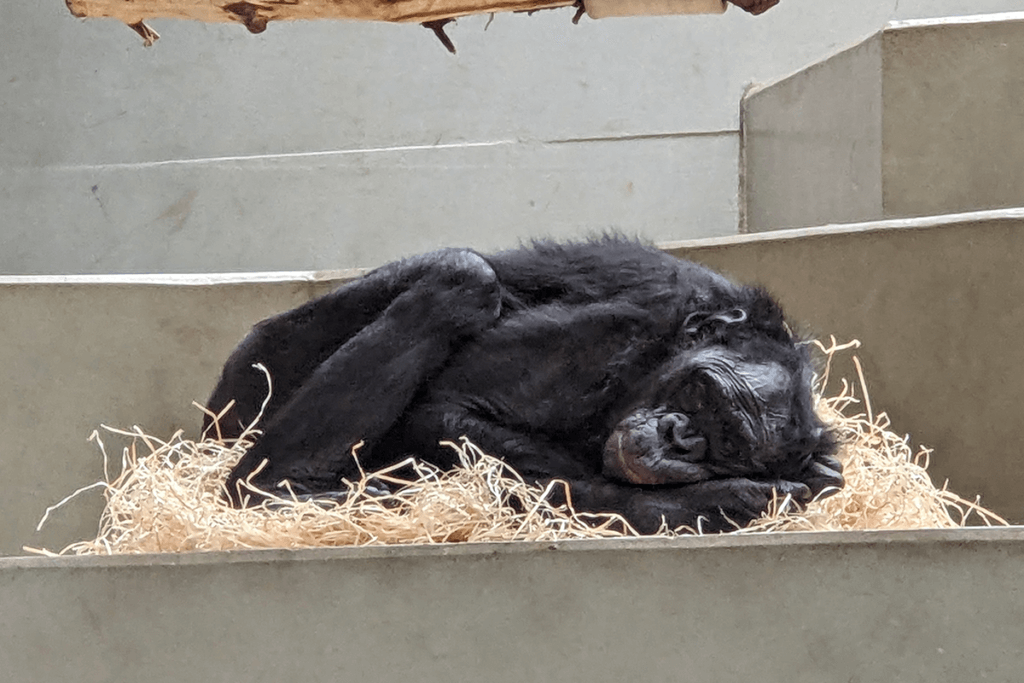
left=205, top=238, right=841, bottom=533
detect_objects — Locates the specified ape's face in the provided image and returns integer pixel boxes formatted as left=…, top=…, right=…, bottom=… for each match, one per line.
left=602, top=336, right=838, bottom=491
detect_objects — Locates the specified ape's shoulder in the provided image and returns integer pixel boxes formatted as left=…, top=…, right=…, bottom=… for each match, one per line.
left=488, top=236, right=736, bottom=307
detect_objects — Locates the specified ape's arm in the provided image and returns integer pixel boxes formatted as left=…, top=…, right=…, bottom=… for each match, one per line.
left=206, top=248, right=505, bottom=440
left=401, top=397, right=814, bottom=534
left=567, top=476, right=810, bottom=534
left=206, top=248, right=502, bottom=503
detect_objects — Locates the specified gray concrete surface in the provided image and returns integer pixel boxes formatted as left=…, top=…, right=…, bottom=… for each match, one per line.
left=3, top=0, right=1024, bottom=272
left=882, top=15, right=1024, bottom=219
left=1, top=135, right=740, bottom=273
left=743, top=12, right=1024, bottom=232
left=3, top=530, right=1024, bottom=682
left=1, top=274, right=353, bottom=557
left=741, top=34, right=882, bottom=231
left=6, top=208, right=1024, bottom=557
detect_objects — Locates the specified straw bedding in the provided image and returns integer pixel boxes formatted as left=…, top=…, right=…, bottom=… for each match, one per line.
left=27, top=339, right=1006, bottom=556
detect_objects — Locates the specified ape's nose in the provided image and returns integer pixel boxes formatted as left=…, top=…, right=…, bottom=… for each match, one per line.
left=658, top=413, right=707, bottom=462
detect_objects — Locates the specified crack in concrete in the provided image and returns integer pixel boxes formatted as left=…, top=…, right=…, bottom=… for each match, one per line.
left=42, top=131, right=739, bottom=172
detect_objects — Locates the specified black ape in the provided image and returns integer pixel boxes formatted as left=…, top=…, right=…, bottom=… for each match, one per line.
left=205, top=239, right=842, bottom=533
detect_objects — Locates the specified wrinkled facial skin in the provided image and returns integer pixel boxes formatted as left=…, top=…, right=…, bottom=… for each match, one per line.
left=603, top=342, right=843, bottom=499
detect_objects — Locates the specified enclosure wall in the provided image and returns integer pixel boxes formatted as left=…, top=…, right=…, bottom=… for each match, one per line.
left=2, top=0, right=1023, bottom=272
left=742, top=12, right=1024, bottom=231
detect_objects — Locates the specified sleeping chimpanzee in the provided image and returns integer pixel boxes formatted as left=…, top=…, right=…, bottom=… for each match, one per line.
left=204, top=238, right=843, bottom=533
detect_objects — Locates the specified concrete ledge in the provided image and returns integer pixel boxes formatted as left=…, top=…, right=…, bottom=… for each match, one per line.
left=666, top=205, right=1024, bottom=249
left=4, top=529, right=1024, bottom=682
left=0, top=269, right=368, bottom=285
left=8, top=525, right=1024, bottom=568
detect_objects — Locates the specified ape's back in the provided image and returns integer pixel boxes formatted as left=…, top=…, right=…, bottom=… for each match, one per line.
left=487, top=238, right=738, bottom=312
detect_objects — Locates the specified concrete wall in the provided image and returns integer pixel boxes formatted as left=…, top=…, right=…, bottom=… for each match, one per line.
left=743, top=12, right=1024, bottom=232
left=4, top=531, right=1024, bottom=682
left=882, top=15, right=1024, bottom=219
left=741, top=35, right=883, bottom=231
left=6, top=208, right=1024, bottom=558
left=1, top=273, right=354, bottom=557
left=2, top=0, right=1024, bottom=273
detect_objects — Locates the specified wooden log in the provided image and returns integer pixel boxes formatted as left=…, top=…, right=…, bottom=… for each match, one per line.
left=586, top=0, right=724, bottom=18
left=64, top=0, right=578, bottom=29
left=64, top=0, right=729, bottom=47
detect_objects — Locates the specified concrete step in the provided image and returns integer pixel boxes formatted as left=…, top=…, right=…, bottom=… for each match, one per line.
left=4, top=530, right=1024, bottom=682
left=0, top=134, right=740, bottom=274
left=742, top=12, right=1024, bottom=232
left=5, top=206, right=1024, bottom=558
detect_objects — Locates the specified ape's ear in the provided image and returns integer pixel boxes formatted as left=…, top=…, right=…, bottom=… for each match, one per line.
left=747, top=287, right=791, bottom=341
left=683, top=307, right=747, bottom=334
left=682, top=288, right=788, bottom=339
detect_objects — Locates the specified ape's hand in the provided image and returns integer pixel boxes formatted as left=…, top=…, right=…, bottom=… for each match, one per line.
left=255, top=480, right=392, bottom=510
left=727, top=0, right=779, bottom=15
left=671, top=477, right=811, bottom=531
left=800, top=454, right=845, bottom=500
left=568, top=476, right=811, bottom=534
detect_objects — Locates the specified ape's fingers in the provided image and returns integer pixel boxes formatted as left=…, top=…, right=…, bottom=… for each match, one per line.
left=771, top=480, right=812, bottom=505
left=803, top=461, right=845, bottom=499
left=263, top=480, right=393, bottom=510
left=266, top=490, right=350, bottom=510
left=814, top=454, right=844, bottom=474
